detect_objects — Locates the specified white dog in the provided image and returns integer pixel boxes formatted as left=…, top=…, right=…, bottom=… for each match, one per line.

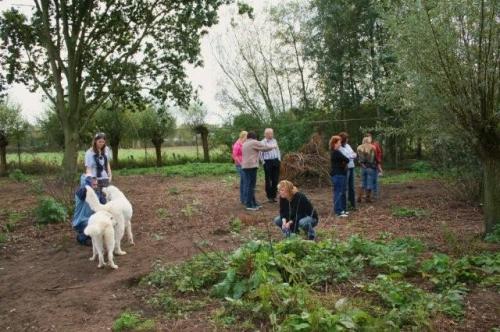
left=84, top=210, right=118, bottom=269
left=85, top=185, right=134, bottom=256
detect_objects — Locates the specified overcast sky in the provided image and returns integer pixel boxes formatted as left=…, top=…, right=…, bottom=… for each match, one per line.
left=0, top=0, right=271, bottom=124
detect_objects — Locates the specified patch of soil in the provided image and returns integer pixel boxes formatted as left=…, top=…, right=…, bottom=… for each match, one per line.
left=0, top=175, right=498, bottom=331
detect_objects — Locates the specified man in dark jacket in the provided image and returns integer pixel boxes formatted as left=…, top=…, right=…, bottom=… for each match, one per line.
left=273, top=180, right=318, bottom=240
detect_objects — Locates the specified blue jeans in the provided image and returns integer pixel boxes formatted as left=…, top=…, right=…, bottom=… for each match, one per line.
left=345, top=168, right=356, bottom=209
left=236, top=165, right=246, bottom=204
left=361, top=167, right=376, bottom=191
left=243, top=168, right=258, bottom=208
left=274, top=216, right=318, bottom=240
left=332, top=175, right=346, bottom=215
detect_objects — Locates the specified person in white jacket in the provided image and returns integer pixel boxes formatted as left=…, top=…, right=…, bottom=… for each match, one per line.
left=338, top=132, right=357, bottom=210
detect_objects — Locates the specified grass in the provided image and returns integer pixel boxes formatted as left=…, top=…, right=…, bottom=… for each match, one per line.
left=379, top=170, right=438, bottom=184
left=392, top=206, right=429, bottom=218
left=112, top=311, right=155, bottom=331
left=115, top=162, right=237, bottom=177
left=6, top=146, right=209, bottom=164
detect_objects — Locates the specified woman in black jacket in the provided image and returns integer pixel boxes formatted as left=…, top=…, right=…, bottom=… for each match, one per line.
left=330, top=135, right=350, bottom=217
left=273, top=180, right=318, bottom=240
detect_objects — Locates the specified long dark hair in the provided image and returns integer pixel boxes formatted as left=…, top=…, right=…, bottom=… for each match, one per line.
left=92, top=132, right=107, bottom=154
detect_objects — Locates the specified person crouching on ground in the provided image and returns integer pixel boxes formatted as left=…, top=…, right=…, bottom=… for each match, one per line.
left=71, top=174, right=106, bottom=245
left=273, top=180, right=319, bottom=240
left=357, top=136, right=377, bottom=203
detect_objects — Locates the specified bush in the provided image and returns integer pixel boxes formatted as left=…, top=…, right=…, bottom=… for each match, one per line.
left=8, top=169, right=28, bottom=182
left=34, top=196, right=68, bottom=224
left=409, top=160, right=432, bottom=173
left=392, top=206, right=429, bottom=218
left=112, top=312, right=155, bottom=332
left=484, top=225, right=500, bottom=244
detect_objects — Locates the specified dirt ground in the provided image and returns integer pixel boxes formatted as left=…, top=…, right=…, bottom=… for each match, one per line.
left=0, top=174, right=498, bottom=331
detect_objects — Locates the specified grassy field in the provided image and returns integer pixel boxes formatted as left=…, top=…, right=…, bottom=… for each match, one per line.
left=6, top=146, right=219, bottom=164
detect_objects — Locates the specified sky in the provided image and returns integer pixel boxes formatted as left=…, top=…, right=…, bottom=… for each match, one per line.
left=0, top=0, right=270, bottom=124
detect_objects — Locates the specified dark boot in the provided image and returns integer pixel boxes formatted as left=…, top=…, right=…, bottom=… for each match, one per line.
left=357, top=188, right=364, bottom=203
left=366, top=190, right=372, bottom=203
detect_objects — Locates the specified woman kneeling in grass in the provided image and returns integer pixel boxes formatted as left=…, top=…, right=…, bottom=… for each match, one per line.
left=273, top=180, right=318, bottom=240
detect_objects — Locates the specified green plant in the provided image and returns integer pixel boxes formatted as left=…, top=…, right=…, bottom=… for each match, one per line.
left=181, top=204, right=198, bottom=218
left=142, top=251, right=227, bottom=293
left=112, top=311, right=155, bottom=331
left=5, top=210, right=24, bottom=232
left=392, top=206, right=428, bottom=218
left=409, top=160, right=433, bottom=173
left=29, top=179, right=44, bottom=194
left=156, top=208, right=170, bottom=220
left=0, top=232, right=7, bottom=244
left=8, top=169, right=28, bottom=182
left=168, top=187, right=180, bottom=195
left=229, top=218, right=242, bottom=233
left=484, top=225, right=500, bottom=244
left=34, top=196, right=68, bottom=224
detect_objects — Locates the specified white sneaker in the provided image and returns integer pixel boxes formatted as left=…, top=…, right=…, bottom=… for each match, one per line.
left=337, top=213, right=349, bottom=218
left=341, top=211, right=350, bottom=215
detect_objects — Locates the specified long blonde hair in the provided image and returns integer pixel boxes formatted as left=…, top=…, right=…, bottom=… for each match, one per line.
left=238, top=130, right=248, bottom=141
left=278, top=180, right=298, bottom=198
left=358, top=136, right=373, bottom=154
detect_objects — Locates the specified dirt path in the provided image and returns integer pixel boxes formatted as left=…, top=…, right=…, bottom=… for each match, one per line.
left=0, top=175, right=497, bottom=331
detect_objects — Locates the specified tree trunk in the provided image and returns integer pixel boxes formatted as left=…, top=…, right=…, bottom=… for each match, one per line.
left=0, top=144, right=7, bottom=176
left=200, top=130, right=210, bottom=162
left=154, top=143, right=162, bottom=167
left=111, top=143, right=119, bottom=168
left=62, top=126, right=80, bottom=180
left=416, top=137, right=422, bottom=159
left=17, top=142, right=21, bottom=168
left=483, top=156, right=500, bottom=234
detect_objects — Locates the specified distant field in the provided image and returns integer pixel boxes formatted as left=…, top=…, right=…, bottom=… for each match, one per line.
left=6, top=146, right=218, bottom=164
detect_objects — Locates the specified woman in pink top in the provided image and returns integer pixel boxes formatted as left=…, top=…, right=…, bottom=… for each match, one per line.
left=232, top=131, right=247, bottom=204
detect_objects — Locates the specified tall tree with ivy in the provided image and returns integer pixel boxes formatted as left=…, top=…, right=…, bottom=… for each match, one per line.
left=0, top=0, right=246, bottom=178
left=388, top=0, right=499, bottom=233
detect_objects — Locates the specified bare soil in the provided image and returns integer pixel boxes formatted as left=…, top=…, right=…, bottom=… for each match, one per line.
left=0, top=174, right=498, bottom=331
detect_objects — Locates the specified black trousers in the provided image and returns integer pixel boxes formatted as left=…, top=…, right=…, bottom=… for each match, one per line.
left=264, top=158, right=280, bottom=200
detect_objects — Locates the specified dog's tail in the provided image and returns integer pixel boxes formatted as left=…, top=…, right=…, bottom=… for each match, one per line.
left=85, top=185, right=105, bottom=212
left=84, top=223, right=100, bottom=237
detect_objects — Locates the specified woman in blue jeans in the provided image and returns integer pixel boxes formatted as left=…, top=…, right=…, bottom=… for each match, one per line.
left=330, top=135, right=350, bottom=218
left=273, top=180, right=318, bottom=240
left=232, top=131, right=248, bottom=204
left=356, top=136, right=377, bottom=203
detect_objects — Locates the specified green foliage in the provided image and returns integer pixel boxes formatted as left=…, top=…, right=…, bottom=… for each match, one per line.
left=379, top=171, right=438, bottom=185
left=229, top=218, right=242, bottom=233
left=143, top=235, right=500, bottom=330
left=34, top=196, right=68, bottom=225
left=112, top=312, right=155, bottom=332
left=8, top=169, right=28, bottom=182
left=116, top=162, right=236, bottom=178
left=409, top=160, right=433, bottom=173
left=142, top=252, right=227, bottom=293
left=484, top=225, right=500, bottom=244
left=392, top=206, right=428, bottom=218
left=0, top=232, right=7, bottom=244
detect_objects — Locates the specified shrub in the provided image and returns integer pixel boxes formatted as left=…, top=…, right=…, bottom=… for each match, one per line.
left=392, top=206, right=429, bottom=218
left=8, top=169, right=28, bottom=182
left=484, top=225, right=500, bottom=244
left=409, top=160, right=433, bottom=173
left=34, top=196, right=68, bottom=224
left=112, top=312, right=155, bottom=331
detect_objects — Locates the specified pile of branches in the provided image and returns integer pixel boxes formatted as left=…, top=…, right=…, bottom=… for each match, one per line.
left=280, top=133, right=330, bottom=186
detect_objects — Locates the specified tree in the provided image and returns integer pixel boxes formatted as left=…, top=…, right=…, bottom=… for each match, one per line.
left=137, top=107, right=176, bottom=167
left=0, top=101, right=24, bottom=175
left=212, top=5, right=315, bottom=121
left=306, top=0, right=394, bottom=117
left=184, top=101, right=210, bottom=162
left=93, top=103, right=135, bottom=168
left=388, top=0, right=499, bottom=233
left=0, top=0, right=235, bottom=178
